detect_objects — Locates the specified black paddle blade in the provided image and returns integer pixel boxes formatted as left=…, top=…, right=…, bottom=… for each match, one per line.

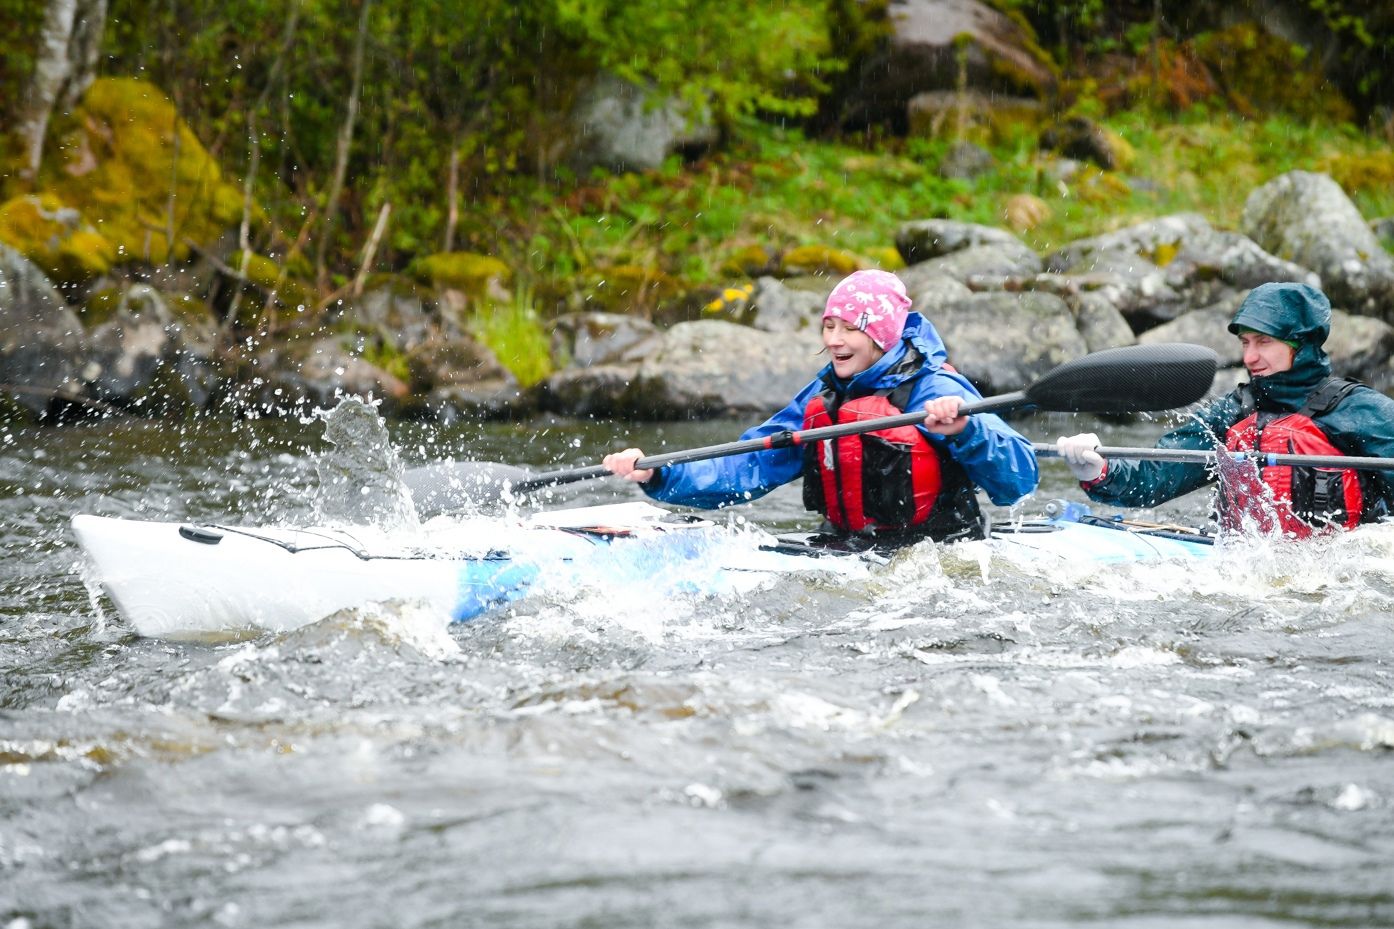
left=1024, top=342, right=1219, bottom=414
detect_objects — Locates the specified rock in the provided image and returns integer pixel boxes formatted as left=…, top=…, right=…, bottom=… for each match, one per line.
left=422, top=380, right=531, bottom=422
left=1241, top=170, right=1394, bottom=320
left=904, top=242, right=1043, bottom=284
left=549, top=312, right=662, bottom=367
left=930, top=291, right=1087, bottom=394
left=937, top=140, right=995, bottom=179
left=1044, top=214, right=1215, bottom=273
left=0, top=244, right=87, bottom=420
left=839, top=0, right=1056, bottom=130
left=1138, top=300, right=1243, bottom=367
left=900, top=271, right=973, bottom=314
left=746, top=277, right=825, bottom=333
left=406, top=335, right=513, bottom=389
left=83, top=285, right=219, bottom=416
left=536, top=364, right=638, bottom=418
left=567, top=73, right=718, bottom=175
left=349, top=284, right=439, bottom=352
left=1323, top=310, right=1394, bottom=392
left=229, top=336, right=410, bottom=417
left=896, top=218, right=1030, bottom=264
left=1068, top=292, right=1137, bottom=353
left=1003, top=194, right=1051, bottom=233
left=1039, top=116, right=1133, bottom=170
left=627, top=320, right=823, bottom=418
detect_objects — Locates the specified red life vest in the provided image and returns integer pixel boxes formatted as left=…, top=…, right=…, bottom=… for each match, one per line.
left=800, top=391, right=943, bottom=533
left=1221, top=378, right=1366, bottom=538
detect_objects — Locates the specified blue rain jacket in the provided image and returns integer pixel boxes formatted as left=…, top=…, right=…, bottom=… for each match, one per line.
left=1083, top=282, right=1394, bottom=513
left=642, top=312, right=1039, bottom=511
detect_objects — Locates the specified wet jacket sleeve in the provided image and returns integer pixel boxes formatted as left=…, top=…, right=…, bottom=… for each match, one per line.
left=640, top=381, right=823, bottom=510
left=1083, top=393, right=1241, bottom=508
left=1318, top=387, right=1394, bottom=514
left=908, top=370, right=1039, bottom=506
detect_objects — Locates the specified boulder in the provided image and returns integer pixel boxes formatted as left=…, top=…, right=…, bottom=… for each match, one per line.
left=549, top=312, right=662, bottom=367
left=627, top=320, right=823, bottom=418
left=1241, top=170, right=1394, bottom=321
left=746, top=277, right=825, bottom=333
left=567, top=73, right=718, bottom=175
left=1068, top=292, right=1137, bottom=354
left=838, top=0, right=1056, bottom=130
left=896, top=218, right=1031, bottom=264
left=229, top=336, right=410, bottom=417
left=0, top=244, right=86, bottom=420
left=82, top=285, right=219, bottom=416
left=1044, top=214, right=1215, bottom=274
left=930, top=291, right=1086, bottom=394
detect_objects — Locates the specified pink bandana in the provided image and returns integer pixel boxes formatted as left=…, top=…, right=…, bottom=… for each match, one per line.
left=822, top=270, right=911, bottom=351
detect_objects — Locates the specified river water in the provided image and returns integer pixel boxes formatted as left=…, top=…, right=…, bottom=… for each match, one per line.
left=3, top=408, right=1393, bottom=928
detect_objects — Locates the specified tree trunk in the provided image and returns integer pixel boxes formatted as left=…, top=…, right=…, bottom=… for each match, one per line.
left=59, top=0, right=108, bottom=110
left=315, top=0, right=373, bottom=291
left=17, top=0, right=80, bottom=179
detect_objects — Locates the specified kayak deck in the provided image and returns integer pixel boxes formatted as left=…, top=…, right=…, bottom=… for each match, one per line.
left=72, top=501, right=1216, bottom=639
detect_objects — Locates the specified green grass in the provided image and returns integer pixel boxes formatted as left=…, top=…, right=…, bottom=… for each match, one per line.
left=474, top=105, right=1394, bottom=313
left=469, top=283, right=553, bottom=388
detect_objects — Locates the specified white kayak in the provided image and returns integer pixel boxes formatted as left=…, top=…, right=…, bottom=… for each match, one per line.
left=71, top=501, right=1214, bottom=638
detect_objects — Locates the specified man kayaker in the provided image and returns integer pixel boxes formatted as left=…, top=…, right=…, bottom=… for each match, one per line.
left=603, top=269, right=1039, bottom=545
left=1056, top=281, right=1394, bottom=536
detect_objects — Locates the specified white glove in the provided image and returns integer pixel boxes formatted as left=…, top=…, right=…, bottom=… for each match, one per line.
left=1056, top=433, right=1105, bottom=483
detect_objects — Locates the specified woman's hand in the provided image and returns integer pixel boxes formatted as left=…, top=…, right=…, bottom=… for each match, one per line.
left=922, top=396, right=968, bottom=436
left=602, top=448, right=655, bottom=484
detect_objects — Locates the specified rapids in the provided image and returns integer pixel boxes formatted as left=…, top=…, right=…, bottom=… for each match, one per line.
left=2, top=409, right=1392, bottom=928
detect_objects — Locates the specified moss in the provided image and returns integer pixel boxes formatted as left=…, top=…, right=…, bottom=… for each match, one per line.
left=35, top=78, right=244, bottom=269
left=0, top=194, right=117, bottom=282
left=864, top=246, right=905, bottom=270
left=79, top=287, right=124, bottom=327
left=778, top=244, right=868, bottom=276
left=719, top=244, right=775, bottom=277
left=408, top=251, right=511, bottom=297
left=230, top=251, right=314, bottom=314
left=1316, top=152, right=1394, bottom=195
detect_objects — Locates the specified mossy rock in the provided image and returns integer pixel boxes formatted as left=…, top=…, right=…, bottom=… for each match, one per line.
left=778, top=245, right=868, bottom=277
left=36, top=78, right=243, bottom=270
left=719, top=245, right=775, bottom=277
left=232, top=252, right=315, bottom=313
left=863, top=246, right=905, bottom=271
left=0, top=194, right=117, bottom=282
left=409, top=251, right=511, bottom=298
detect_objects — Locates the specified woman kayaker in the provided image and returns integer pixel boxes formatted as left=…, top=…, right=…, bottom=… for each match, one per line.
left=1056, top=281, right=1394, bottom=537
left=603, top=269, right=1039, bottom=544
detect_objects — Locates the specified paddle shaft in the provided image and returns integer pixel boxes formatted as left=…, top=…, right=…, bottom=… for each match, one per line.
left=511, top=392, right=1028, bottom=492
left=1032, top=442, right=1394, bottom=472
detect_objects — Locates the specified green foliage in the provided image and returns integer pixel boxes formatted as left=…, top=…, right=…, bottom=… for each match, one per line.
left=470, top=284, right=553, bottom=388
left=552, top=0, right=839, bottom=120
left=0, top=0, right=45, bottom=126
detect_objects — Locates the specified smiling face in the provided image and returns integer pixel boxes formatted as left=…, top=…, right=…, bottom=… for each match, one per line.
left=1238, top=330, right=1296, bottom=378
left=822, top=317, right=884, bottom=379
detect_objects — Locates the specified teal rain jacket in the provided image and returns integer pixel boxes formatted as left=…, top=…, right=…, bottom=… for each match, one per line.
left=1082, top=282, right=1394, bottom=516
left=641, top=312, right=1039, bottom=512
